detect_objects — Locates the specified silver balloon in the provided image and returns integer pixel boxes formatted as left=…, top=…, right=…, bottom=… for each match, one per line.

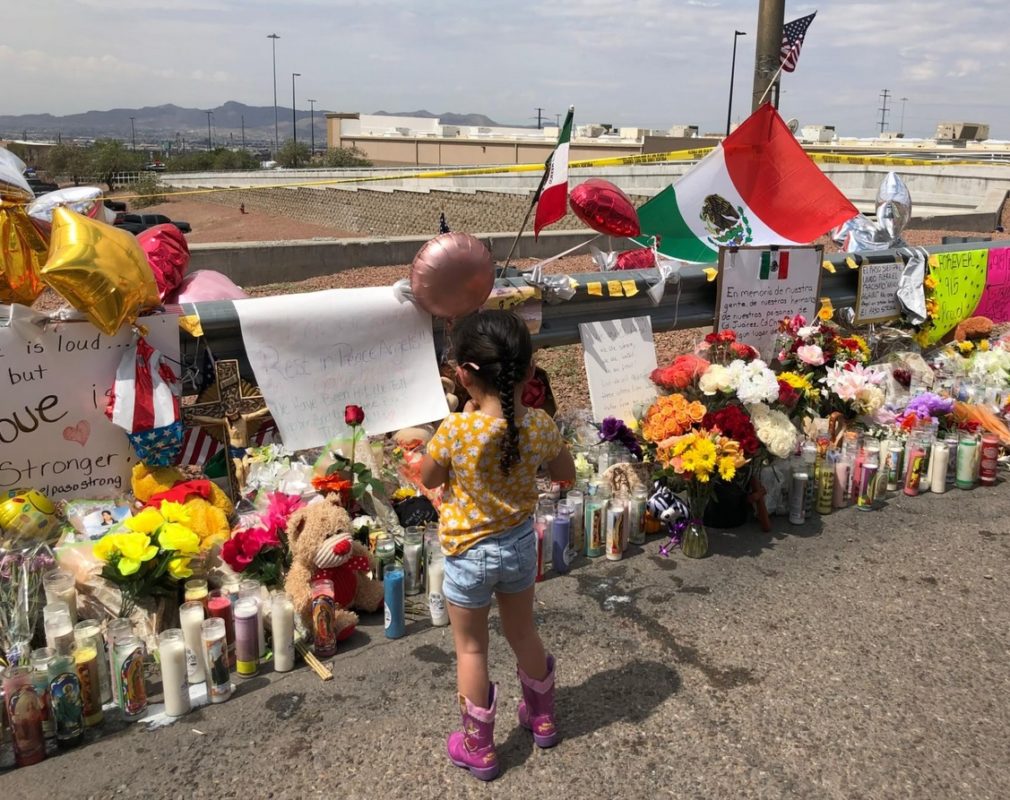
left=28, top=186, right=114, bottom=224
left=0, top=148, right=34, bottom=201
left=896, top=247, right=928, bottom=326
left=522, top=262, right=576, bottom=304
left=831, top=171, right=911, bottom=253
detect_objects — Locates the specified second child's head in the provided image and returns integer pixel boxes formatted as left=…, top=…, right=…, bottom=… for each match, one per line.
left=452, top=310, right=534, bottom=475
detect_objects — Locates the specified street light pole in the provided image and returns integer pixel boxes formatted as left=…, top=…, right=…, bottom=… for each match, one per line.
left=241, top=115, right=246, bottom=150
left=726, top=30, right=747, bottom=136
left=267, top=33, right=281, bottom=157
left=900, top=97, right=909, bottom=135
left=291, top=72, right=301, bottom=166
left=751, top=0, right=785, bottom=112
left=130, top=116, right=136, bottom=150
left=205, top=110, right=213, bottom=150
left=307, top=99, right=316, bottom=156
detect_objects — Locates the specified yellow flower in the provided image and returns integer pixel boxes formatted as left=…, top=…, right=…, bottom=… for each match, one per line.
left=850, top=335, right=871, bottom=358
left=925, top=298, right=939, bottom=317
left=167, top=556, right=194, bottom=580
left=626, top=417, right=640, bottom=432
left=817, top=297, right=835, bottom=321
left=980, top=339, right=990, bottom=351
left=392, top=487, right=417, bottom=501
left=114, top=531, right=159, bottom=576
left=125, top=507, right=164, bottom=535
left=159, top=501, right=190, bottom=525
left=923, top=274, right=938, bottom=290
left=779, top=371, right=813, bottom=392
left=158, top=522, right=201, bottom=555
left=718, top=456, right=737, bottom=482
left=692, top=438, right=717, bottom=471
left=93, top=533, right=120, bottom=563
left=957, top=340, right=975, bottom=354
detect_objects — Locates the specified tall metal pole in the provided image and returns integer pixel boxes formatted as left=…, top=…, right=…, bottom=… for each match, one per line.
left=291, top=73, right=300, bottom=166
left=241, top=115, right=246, bottom=150
left=726, top=30, right=746, bottom=135
left=268, top=33, right=280, bottom=157
left=307, top=99, right=316, bottom=155
left=899, top=97, right=909, bottom=134
left=205, top=110, right=213, bottom=150
left=130, top=116, right=136, bottom=150
left=751, top=0, right=785, bottom=112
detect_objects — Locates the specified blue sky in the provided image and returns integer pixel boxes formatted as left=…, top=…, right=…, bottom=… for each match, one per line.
left=3, top=0, right=1006, bottom=138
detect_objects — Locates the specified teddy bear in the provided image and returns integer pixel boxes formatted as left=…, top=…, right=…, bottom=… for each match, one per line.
left=953, top=316, right=994, bottom=343
left=284, top=494, right=385, bottom=640
left=131, top=463, right=233, bottom=550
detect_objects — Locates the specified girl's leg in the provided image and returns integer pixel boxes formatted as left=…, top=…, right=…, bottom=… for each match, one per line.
left=447, top=601, right=491, bottom=705
left=496, top=585, right=547, bottom=681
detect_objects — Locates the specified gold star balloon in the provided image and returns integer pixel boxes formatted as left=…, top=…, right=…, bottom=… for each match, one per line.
left=0, top=200, right=48, bottom=305
left=41, top=206, right=159, bottom=335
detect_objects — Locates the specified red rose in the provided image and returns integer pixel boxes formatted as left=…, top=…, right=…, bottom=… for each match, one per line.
left=704, top=332, right=720, bottom=345
left=344, top=405, right=365, bottom=426
left=522, top=377, right=547, bottom=409
left=221, top=534, right=254, bottom=572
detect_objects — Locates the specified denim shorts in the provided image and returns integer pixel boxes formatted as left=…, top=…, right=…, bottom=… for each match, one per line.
left=443, top=519, right=537, bottom=609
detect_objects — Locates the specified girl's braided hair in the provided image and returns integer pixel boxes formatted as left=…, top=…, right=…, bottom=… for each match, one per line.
left=452, top=310, right=533, bottom=475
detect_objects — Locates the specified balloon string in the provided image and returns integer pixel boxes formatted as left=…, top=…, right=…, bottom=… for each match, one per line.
left=524, top=234, right=601, bottom=272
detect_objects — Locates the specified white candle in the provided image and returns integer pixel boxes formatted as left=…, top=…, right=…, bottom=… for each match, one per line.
left=158, top=630, right=191, bottom=717
left=44, top=608, right=75, bottom=656
left=930, top=443, right=949, bottom=494
left=271, top=592, right=295, bottom=673
left=179, top=601, right=206, bottom=683
left=427, top=557, right=449, bottom=627
left=43, top=571, right=78, bottom=625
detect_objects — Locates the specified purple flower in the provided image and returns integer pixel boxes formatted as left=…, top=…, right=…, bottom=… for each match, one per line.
left=599, top=417, right=625, bottom=441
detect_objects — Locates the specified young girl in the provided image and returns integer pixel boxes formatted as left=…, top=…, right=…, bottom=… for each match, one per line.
left=421, top=310, right=575, bottom=782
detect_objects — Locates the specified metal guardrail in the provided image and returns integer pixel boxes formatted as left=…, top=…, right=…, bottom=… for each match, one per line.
left=179, top=238, right=1007, bottom=389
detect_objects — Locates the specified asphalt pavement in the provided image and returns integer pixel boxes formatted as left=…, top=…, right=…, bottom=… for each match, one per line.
left=5, top=482, right=1009, bottom=800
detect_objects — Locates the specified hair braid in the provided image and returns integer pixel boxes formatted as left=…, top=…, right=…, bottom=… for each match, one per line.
left=495, top=359, right=522, bottom=475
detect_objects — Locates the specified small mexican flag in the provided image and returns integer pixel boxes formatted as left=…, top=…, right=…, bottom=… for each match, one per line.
left=637, top=104, right=857, bottom=263
left=533, top=106, right=574, bottom=238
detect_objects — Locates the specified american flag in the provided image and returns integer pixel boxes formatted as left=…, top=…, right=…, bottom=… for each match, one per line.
left=780, top=12, right=816, bottom=73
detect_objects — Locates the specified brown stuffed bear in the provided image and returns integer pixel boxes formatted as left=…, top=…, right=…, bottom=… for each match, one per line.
left=284, top=494, right=385, bottom=641
left=953, top=316, right=994, bottom=342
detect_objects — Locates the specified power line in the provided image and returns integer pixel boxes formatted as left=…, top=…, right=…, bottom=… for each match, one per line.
left=532, top=107, right=545, bottom=130
left=878, top=88, right=891, bottom=135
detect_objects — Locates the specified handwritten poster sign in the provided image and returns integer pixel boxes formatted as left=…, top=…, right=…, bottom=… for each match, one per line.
left=925, top=250, right=988, bottom=344
left=972, top=248, right=1010, bottom=323
left=855, top=259, right=904, bottom=324
left=235, top=287, right=448, bottom=450
left=0, top=310, right=179, bottom=500
left=579, top=316, right=658, bottom=422
left=715, top=247, right=822, bottom=360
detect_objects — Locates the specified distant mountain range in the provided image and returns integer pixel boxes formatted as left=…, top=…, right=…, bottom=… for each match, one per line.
left=0, top=102, right=507, bottom=148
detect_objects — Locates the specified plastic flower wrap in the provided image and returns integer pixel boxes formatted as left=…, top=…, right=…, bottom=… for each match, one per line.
left=0, top=541, right=56, bottom=665
left=92, top=503, right=202, bottom=616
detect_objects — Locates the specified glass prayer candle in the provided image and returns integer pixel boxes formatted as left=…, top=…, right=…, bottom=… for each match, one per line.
left=48, top=653, right=84, bottom=748
left=234, top=598, right=260, bottom=677
left=201, top=618, right=231, bottom=704
left=158, top=629, right=191, bottom=717
left=207, top=590, right=236, bottom=667
left=374, top=534, right=396, bottom=581
left=271, top=592, right=296, bottom=673
left=427, top=551, right=449, bottom=627
left=114, top=634, right=147, bottom=720
left=184, top=578, right=209, bottom=607
left=73, top=643, right=103, bottom=727
left=239, top=579, right=267, bottom=659
left=179, top=601, right=207, bottom=684
left=105, top=618, right=133, bottom=708
left=403, top=527, right=424, bottom=596
left=4, top=666, right=46, bottom=767
left=979, top=433, right=999, bottom=485
left=584, top=486, right=609, bottom=558
left=551, top=502, right=573, bottom=574
left=955, top=434, right=978, bottom=490
left=311, top=578, right=337, bottom=658
left=565, top=489, right=585, bottom=552
left=929, top=442, right=950, bottom=494
left=383, top=568, right=405, bottom=639
left=43, top=604, right=75, bottom=656
left=605, top=500, right=625, bottom=561
left=628, top=488, right=648, bottom=546
left=42, top=570, right=77, bottom=625
left=29, top=647, right=56, bottom=740
left=74, top=620, right=112, bottom=705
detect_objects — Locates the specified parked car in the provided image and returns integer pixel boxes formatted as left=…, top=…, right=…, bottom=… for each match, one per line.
left=104, top=199, right=127, bottom=213
left=114, top=213, right=192, bottom=235
left=26, top=177, right=59, bottom=195
left=143, top=162, right=166, bottom=172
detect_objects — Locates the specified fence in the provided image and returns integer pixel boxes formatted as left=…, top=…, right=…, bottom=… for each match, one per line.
left=177, top=238, right=1006, bottom=390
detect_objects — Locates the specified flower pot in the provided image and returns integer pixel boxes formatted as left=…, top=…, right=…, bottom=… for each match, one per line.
left=702, top=480, right=749, bottom=529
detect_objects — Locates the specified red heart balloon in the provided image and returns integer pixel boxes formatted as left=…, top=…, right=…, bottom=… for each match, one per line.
left=138, top=224, right=190, bottom=299
left=569, top=178, right=641, bottom=237
left=410, top=232, right=495, bottom=319
left=614, top=247, right=656, bottom=271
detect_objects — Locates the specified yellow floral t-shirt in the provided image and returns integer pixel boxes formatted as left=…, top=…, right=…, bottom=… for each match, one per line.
left=428, top=409, right=565, bottom=555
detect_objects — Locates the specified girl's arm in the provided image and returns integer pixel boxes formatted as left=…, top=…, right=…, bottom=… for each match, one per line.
left=547, top=444, right=576, bottom=485
left=420, top=454, right=450, bottom=489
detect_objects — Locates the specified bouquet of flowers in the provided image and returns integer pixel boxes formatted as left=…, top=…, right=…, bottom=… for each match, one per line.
left=698, top=359, right=781, bottom=407
left=821, top=363, right=887, bottom=420
left=221, top=492, right=301, bottom=587
left=696, top=329, right=759, bottom=365
left=775, top=371, right=819, bottom=420
left=0, top=541, right=56, bottom=665
left=650, top=354, right=710, bottom=394
left=93, top=502, right=201, bottom=617
left=775, top=315, right=870, bottom=388
left=597, top=416, right=643, bottom=461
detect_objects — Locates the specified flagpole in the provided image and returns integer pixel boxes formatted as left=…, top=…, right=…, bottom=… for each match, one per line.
left=758, top=61, right=787, bottom=106
left=501, top=166, right=550, bottom=274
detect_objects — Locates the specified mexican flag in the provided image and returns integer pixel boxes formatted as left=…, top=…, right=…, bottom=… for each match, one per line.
left=533, top=106, right=574, bottom=238
left=636, top=104, right=858, bottom=263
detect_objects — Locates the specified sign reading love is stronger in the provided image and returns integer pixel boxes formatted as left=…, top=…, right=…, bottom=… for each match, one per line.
left=0, top=308, right=179, bottom=500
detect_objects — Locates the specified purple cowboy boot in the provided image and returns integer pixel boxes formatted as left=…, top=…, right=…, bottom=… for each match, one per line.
left=517, top=654, right=558, bottom=748
left=446, top=684, right=500, bottom=781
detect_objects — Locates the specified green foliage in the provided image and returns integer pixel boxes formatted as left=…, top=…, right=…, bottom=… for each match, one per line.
left=166, top=148, right=259, bottom=172
left=275, top=138, right=311, bottom=168
left=45, top=143, right=92, bottom=185
left=131, top=172, right=168, bottom=208
left=317, top=146, right=372, bottom=168
left=89, top=139, right=144, bottom=191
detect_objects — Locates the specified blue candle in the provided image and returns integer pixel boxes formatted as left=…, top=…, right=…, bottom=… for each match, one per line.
left=383, top=568, right=405, bottom=639
left=551, top=507, right=572, bottom=574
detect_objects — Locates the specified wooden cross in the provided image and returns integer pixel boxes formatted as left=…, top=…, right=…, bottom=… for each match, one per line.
left=182, top=359, right=271, bottom=499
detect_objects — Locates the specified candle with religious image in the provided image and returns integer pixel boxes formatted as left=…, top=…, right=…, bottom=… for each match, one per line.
left=73, top=644, right=103, bottom=727
left=74, top=620, right=112, bottom=704
left=605, top=500, right=625, bottom=561
left=179, top=601, right=207, bottom=684
left=115, top=634, right=148, bottom=720
left=29, top=647, right=56, bottom=740
left=48, top=653, right=84, bottom=748
left=201, top=618, right=232, bottom=703
left=311, top=578, right=338, bottom=658
left=4, top=666, right=45, bottom=767
left=106, top=618, right=133, bottom=708
left=207, top=590, right=236, bottom=667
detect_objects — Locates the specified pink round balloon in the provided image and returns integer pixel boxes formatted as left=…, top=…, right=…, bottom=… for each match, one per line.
left=164, top=270, right=248, bottom=303
left=138, top=224, right=190, bottom=299
left=410, top=232, right=495, bottom=318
